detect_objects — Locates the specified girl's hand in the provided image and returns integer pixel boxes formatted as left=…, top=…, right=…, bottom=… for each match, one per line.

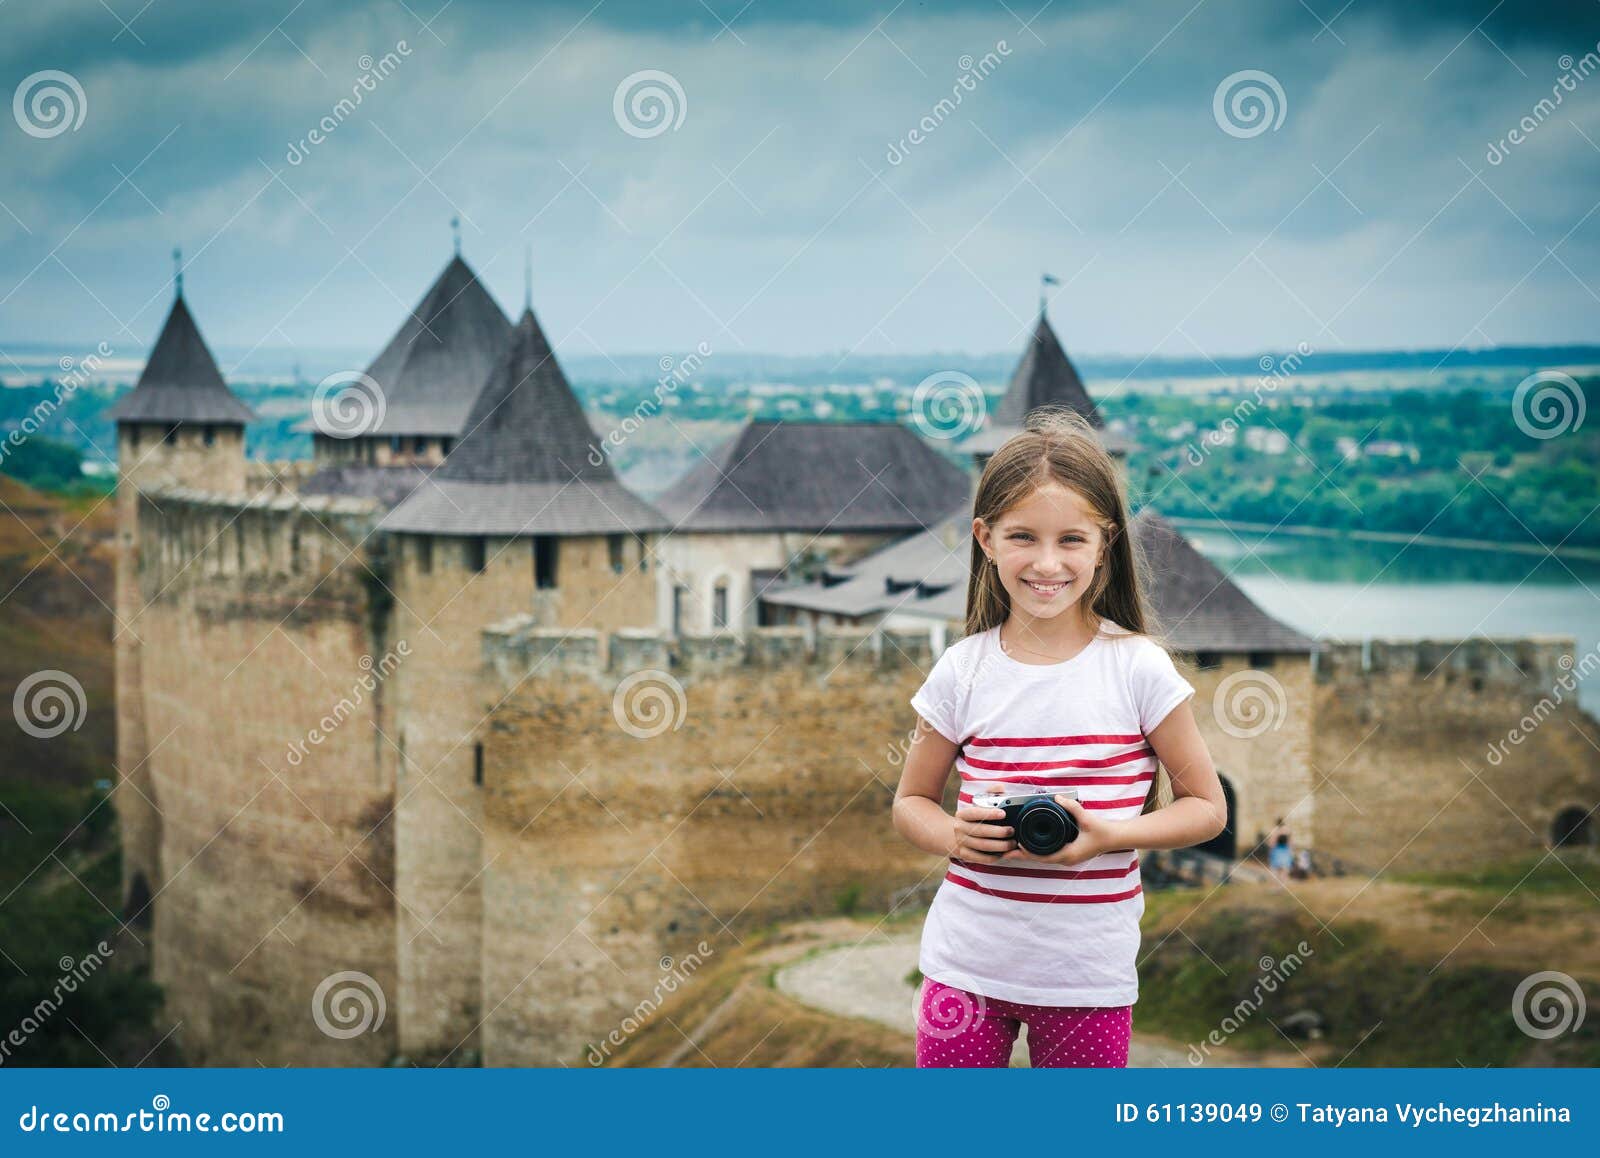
left=951, top=803, right=1016, bottom=864
left=1001, top=795, right=1124, bottom=867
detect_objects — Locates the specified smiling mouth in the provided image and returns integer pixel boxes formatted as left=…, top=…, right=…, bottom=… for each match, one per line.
left=1022, top=578, right=1069, bottom=595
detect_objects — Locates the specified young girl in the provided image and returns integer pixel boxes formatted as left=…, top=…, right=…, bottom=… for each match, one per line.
left=892, top=406, right=1227, bottom=1068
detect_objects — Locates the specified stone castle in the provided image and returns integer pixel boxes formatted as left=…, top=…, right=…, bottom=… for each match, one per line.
left=105, top=253, right=1600, bottom=1066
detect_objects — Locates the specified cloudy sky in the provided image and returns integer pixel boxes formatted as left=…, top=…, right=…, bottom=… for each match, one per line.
left=1, top=0, right=1598, bottom=370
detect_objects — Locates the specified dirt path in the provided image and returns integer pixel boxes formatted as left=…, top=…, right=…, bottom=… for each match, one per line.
left=774, top=928, right=1305, bottom=1068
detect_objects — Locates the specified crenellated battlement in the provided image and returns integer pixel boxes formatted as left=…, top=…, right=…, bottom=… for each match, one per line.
left=481, top=619, right=940, bottom=687
left=135, top=485, right=383, bottom=605
left=1315, top=635, right=1578, bottom=692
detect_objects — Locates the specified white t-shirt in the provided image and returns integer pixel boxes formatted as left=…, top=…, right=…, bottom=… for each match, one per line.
left=907, top=618, right=1196, bottom=1007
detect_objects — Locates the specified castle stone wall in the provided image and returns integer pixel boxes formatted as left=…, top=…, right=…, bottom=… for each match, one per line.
left=473, top=624, right=945, bottom=1065
left=1312, top=636, right=1600, bottom=872
left=384, top=530, right=661, bottom=1062
left=128, top=487, right=398, bottom=1065
left=114, top=426, right=251, bottom=916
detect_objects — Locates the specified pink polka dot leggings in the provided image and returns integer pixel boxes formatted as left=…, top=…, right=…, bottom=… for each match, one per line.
left=915, top=978, right=1132, bottom=1067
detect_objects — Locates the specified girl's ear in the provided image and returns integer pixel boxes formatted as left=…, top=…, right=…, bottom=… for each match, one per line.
left=971, top=517, right=989, bottom=553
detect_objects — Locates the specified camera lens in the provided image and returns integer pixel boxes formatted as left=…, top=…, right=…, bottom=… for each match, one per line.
left=1016, top=799, right=1073, bottom=855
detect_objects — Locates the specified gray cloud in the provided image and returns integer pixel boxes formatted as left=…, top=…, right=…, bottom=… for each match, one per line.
left=2, top=0, right=1597, bottom=364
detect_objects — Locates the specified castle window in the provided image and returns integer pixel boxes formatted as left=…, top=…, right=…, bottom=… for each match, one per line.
left=1248, top=651, right=1275, bottom=669
left=390, top=436, right=403, bottom=455
left=203, top=424, right=216, bottom=447
left=608, top=534, right=625, bottom=575
left=441, top=438, right=454, bottom=456
left=534, top=536, right=558, bottom=589
left=473, top=743, right=484, bottom=787
left=466, top=537, right=486, bottom=573
left=129, top=426, right=140, bottom=450
left=364, top=440, right=376, bottom=466
left=163, top=423, right=179, bottom=445
left=416, top=535, right=433, bottom=574
left=712, top=583, right=728, bottom=629
left=1195, top=651, right=1222, bottom=670
left=414, top=436, right=427, bottom=455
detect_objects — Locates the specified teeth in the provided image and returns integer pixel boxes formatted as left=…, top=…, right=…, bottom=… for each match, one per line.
left=1025, top=579, right=1065, bottom=592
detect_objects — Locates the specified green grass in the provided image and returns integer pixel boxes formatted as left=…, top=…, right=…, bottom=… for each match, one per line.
left=1393, top=853, right=1600, bottom=898
left=1134, top=905, right=1600, bottom=1067
left=0, top=779, right=166, bottom=1066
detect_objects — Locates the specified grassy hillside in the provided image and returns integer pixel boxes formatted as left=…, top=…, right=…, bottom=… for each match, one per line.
left=0, top=477, right=169, bottom=1065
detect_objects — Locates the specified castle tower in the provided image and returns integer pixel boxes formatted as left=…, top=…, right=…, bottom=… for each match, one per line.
left=378, top=304, right=669, bottom=1059
left=312, top=253, right=511, bottom=468
left=104, top=276, right=256, bottom=926
left=960, top=306, right=1131, bottom=495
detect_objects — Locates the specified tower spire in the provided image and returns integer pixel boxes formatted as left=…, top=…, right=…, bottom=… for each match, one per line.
left=1039, top=271, right=1059, bottom=317
left=173, top=247, right=183, bottom=299
left=451, top=215, right=461, bottom=257
left=523, top=243, right=532, bottom=312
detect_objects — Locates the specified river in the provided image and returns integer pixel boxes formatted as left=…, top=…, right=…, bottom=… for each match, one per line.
left=1180, top=523, right=1600, bottom=718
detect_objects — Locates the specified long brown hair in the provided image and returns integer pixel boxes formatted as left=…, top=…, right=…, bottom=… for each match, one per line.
left=964, top=404, right=1179, bottom=815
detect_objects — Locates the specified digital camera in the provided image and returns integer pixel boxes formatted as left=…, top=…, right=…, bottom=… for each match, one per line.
left=972, top=788, right=1080, bottom=855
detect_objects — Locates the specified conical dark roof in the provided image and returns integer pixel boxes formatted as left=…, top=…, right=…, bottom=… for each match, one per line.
left=995, top=314, right=1101, bottom=428
left=380, top=309, right=669, bottom=536
left=359, top=255, right=512, bottom=436
left=104, top=296, right=255, bottom=424
left=656, top=419, right=971, bottom=533
left=438, top=308, right=613, bottom=485
left=962, top=311, right=1130, bottom=455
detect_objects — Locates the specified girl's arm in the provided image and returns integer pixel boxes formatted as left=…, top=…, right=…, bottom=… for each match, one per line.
left=892, top=716, right=1015, bottom=862
left=1107, top=698, right=1227, bottom=851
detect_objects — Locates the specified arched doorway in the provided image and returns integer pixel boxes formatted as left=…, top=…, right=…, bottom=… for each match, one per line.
left=1195, top=773, right=1237, bottom=858
left=1552, top=806, right=1595, bottom=849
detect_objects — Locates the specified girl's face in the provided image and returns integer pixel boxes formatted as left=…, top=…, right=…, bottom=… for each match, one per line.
left=974, top=482, right=1107, bottom=621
